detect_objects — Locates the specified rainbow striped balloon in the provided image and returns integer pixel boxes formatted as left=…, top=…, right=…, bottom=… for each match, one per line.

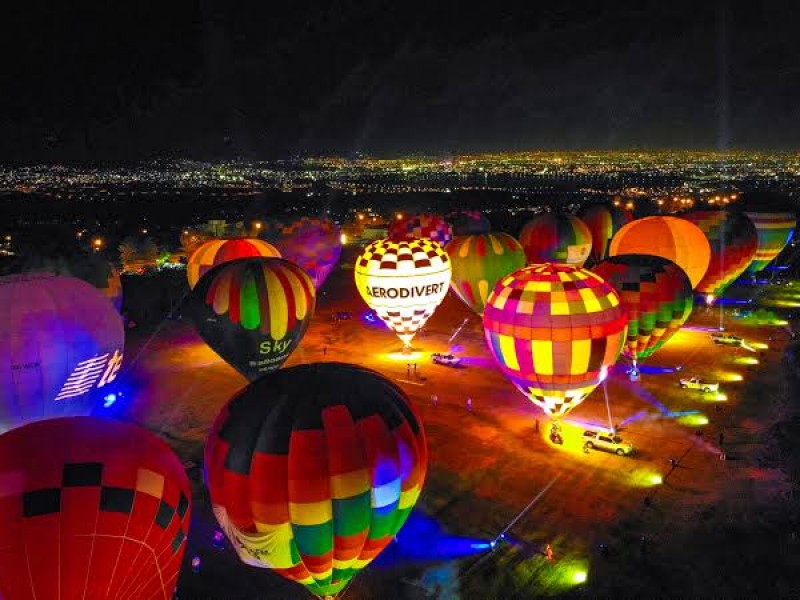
left=518, top=214, right=593, bottom=267
left=483, top=264, right=627, bottom=418
left=187, top=257, right=315, bottom=381
left=205, top=363, right=427, bottom=599
left=744, top=212, right=797, bottom=273
left=445, top=232, right=526, bottom=315
left=187, top=238, right=281, bottom=289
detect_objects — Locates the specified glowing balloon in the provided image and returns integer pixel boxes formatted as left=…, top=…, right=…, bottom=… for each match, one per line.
left=205, top=362, right=427, bottom=599
left=0, top=274, right=124, bottom=431
left=186, top=257, right=315, bottom=381
left=744, top=212, right=797, bottom=273
left=577, top=204, right=633, bottom=263
left=592, top=255, right=693, bottom=362
left=445, top=210, right=491, bottom=235
left=609, top=216, right=711, bottom=289
left=679, top=211, right=758, bottom=296
left=518, top=213, right=593, bottom=267
left=483, top=264, right=627, bottom=418
left=187, top=238, right=281, bottom=289
left=388, top=214, right=453, bottom=245
left=274, top=217, right=342, bottom=289
left=0, top=417, right=191, bottom=599
left=445, top=233, right=526, bottom=315
left=355, top=239, right=451, bottom=349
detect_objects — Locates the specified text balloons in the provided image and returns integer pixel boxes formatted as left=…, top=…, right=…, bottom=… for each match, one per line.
left=355, top=239, right=451, bottom=349
left=592, top=255, right=693, bottom=362
left=186, top=257, right=315, bottom=381
left=187, top=238, right=281, bottom=289
left=483, top=264, right=627, bottom=418
left=205, top=363, right=427, bottom=599
left=0, top=417, right=191, bottom=599
left=679, top=211, right=758, bottom=297
left=744, top=212, right=797, bottom=273
left=610, top=216, right=711, bottom=289
left=518, top=213, right=592, bottom=267
left=577, top=204, right=633, bottom=264
left=0, top=274, right=125, bottom=431
left=445, top=233, right=526, bottom=315
left=388, top=214, right=453, bottom=246
left=275, top=217, right=342, bottom=289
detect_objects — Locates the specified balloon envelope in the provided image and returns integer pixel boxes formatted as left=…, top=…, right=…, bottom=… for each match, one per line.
left=0, top=274, right=125, bottom=431
left=205, top=362, right=427, bottom=599
left=445, top=233, right=526, bottom=315
left=0, top=416, right=191, bottom=600
left=187, top=238, right=281, bottom=289
left=275, top=217, right=342, bottom=289
left=609, top=216, right=711, bottom=289
left=388, top=214, right=453, bottom=245
left=483, top=263, right=627, bottom=418
left=577, top=204, right=633, bottom=263
left=679, top=211, right=758, bottom=296
left=518, top=213, right=593, bottom=267
left=744, top=212, right=797, bottom=273
left=186, top=257, right=316, bottom=381
left=592, top=255, right=693, bottom=361
left=355, top=239, right=451, bottom=347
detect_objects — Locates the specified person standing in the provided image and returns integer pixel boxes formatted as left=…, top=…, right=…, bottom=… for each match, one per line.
left=466, top=397, right=473, bottom=412
left=432, top=394, right=438, bottom=407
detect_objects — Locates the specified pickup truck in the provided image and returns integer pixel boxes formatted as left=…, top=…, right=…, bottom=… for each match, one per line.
left=711, top=332, right=743, bottom=346
left=679, top=377, right=719, bottom=393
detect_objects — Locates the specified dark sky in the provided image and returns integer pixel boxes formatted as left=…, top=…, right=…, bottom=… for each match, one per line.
left=2, top=1, right=800, bottom=162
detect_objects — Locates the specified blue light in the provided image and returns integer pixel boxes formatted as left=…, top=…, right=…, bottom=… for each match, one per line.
left=102, top=392, right=119, bottom=408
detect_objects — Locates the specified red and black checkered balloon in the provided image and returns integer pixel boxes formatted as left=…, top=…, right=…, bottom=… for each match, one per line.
left=0, top=417, right=191, bottom=600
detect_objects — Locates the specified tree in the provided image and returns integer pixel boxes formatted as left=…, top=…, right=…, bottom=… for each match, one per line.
left=118, top=237, right=139, bottom=271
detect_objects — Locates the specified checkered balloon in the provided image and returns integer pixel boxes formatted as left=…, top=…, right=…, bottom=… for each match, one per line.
left=355, top=239, right=451, bottom=347
left=483, top=263, right=627, bottom=418
left=388, top=214, right=453, bottom=245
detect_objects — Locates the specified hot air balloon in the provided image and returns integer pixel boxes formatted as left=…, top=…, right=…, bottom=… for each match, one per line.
left=0, top=417, right=191, bottom=599
left=609, top=216, right=711, bottom=289
left=592, top=255, right=693, bottom=363
left=0, top=274, right=125, bottom=431
left=518, top=213, right=593, bottom=267
left=577, top=204, right=633, bottom=264
left=483, top=264, right=627, bottom=419
left=388, top=214, right=453, bottom=246
left=445, top=210, right=491, bottom=235
left=679, top=211, right=758, bottom=298
left=186, top=257, right=315, bottom=381
left=355, top=239, right=451, bottom=350
left=187, top=238, right=281, bottom=289
left=205, top=362, right=427, bottom=600
left=744, top=212, right=797, bottom=273
left=445, top=233, right=526, bottom=315
left=273, top=217, right=342, bottom=289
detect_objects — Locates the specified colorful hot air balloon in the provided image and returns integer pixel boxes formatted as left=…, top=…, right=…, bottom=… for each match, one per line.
left=275, top=217, right=342, bottom=289
left=0, top=417, right=191, bottom=600
left=186, top=257, right=315, bottom=381
left=355, top=239, right=451, bottom=350
left=0, top=274, right=124, bottom=431
left=483, top=264, right=627, bottom=419
left=518, top=213, right=593, bottom=267
left=609, top=216, right=711, bottom=289
left=445, top=233, right=526, bottom=315
left=592, top=255, right=693, bottom=362
left=744, top=212, right=797, bottom=273
left=445, top=210, right=491, bottom=235
left=577, top=204, right=633, bottom=264
left=679, top=211, right=758, bottom=298
left=388, top=214, right=453, bottom=246
left=187, top=238, right=281, bottom=289
left=205, top=362, right=427, bottom=599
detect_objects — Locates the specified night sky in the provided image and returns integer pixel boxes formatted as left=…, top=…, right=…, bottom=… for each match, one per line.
left=2, top=1, right=800, bottom=162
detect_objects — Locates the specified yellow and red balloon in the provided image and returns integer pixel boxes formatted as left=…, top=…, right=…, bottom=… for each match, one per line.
left=187, top=238, right=281, bottom=289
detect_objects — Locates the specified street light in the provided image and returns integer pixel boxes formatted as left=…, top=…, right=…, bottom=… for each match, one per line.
left=92, top=237, right=104, bottom=251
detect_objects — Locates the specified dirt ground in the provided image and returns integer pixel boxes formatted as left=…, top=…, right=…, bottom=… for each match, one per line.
left=120, top=262, right=800, bottom=599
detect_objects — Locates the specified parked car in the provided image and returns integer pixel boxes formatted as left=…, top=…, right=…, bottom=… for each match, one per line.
left=432, top=353, right=462, bottom=367
left=711, top=332, right=743, bottom=346
left=582, top=431, right=633, bottom=456
left=679, top=377, right=719, bottom=393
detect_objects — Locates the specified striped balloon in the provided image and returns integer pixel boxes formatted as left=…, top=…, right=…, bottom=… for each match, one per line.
left=744, top=212, right=797, bottom=273
left=388, top=214, right=453, bottom=246
left=445, top=233, right=526, bottom=315
left=592, top=255, right=693, bottom=362
left=679, top=211, right=758, bottom=297
left=276, top=217, right=342, bottom=289
left=205, top=363, right=427, bottom=599
left=187, top=238, right=281, bottom=289
left=483, top=264, right=627, bottom=418
left=577, top=204, right=633, bottom=263
left=518, top=214, right=593, bottom=267
left=187, top=257, right=315, bottom=381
